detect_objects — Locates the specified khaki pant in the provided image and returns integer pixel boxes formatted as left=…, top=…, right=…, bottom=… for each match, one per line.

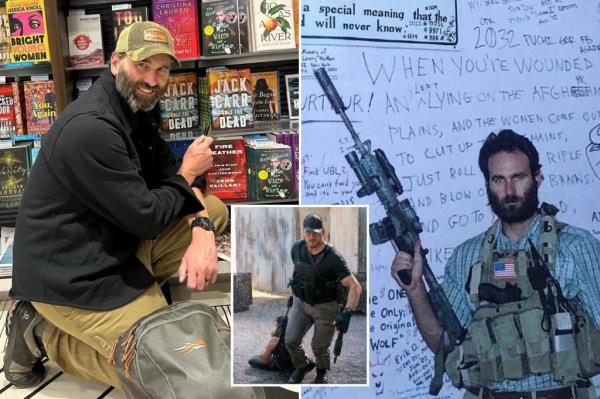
left=285, top=296, right=339, bottom=370
left=32, top=195, right=227, bottom=389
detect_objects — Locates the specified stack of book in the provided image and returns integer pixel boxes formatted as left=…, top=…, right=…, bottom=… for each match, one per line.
left=62, top=0, right=299, bottom=67
left=0, top=80, right=57, bottom=137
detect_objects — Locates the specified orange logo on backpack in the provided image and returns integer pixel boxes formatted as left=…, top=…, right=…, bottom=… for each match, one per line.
left=174, top=339, right=206, bottom=353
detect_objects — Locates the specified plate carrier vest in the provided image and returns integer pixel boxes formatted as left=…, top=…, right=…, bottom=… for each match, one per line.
left=444, top=204, right=600, bottom=389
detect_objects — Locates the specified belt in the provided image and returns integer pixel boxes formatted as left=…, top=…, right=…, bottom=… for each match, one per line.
left=466, top=386, right=575, bottom=399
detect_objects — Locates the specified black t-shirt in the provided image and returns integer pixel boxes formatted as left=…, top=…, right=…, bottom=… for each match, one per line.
left=292, top=240, right=351, bottom=283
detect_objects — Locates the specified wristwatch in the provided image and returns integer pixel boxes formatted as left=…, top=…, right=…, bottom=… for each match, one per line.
left=191, top=216, right=215, bottom=233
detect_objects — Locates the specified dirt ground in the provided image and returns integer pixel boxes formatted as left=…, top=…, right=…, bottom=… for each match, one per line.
left=233, top=291, right=367, bottom=386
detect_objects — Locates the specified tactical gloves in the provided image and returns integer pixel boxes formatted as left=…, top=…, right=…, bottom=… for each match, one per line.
left=334, top=308, right=353, bottom=333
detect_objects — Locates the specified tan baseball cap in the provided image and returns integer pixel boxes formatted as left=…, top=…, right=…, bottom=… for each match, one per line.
left=114, top=21, right=180, bottom=67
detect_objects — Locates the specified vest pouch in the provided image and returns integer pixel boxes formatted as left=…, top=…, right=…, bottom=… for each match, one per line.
left=444, top=346, right=462, bottom=387
left=491, top=313, right=526, bottom=379
left=518, top=308, right=551, bottom=374
left=468, top=318, right=500, bottom=383
left=550, top=312, right=580, bottom=383
left=574, top=306, right=600, bottom=378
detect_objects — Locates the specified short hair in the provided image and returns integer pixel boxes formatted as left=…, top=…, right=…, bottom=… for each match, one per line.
left=478, top=129, right=541, bottom=181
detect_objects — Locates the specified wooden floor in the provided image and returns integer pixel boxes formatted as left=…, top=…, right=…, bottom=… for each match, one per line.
left=0, top=298, right=232, bottom=399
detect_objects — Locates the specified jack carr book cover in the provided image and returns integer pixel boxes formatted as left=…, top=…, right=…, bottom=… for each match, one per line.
left=159, top=72, right=199, bottom=132
left=208, top=68, right=253, bottom=130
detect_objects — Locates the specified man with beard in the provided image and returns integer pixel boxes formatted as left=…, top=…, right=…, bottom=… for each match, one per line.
left=286, top=213, right=362, bottom=384
left=4, top=21, right=228, bottom=390
left=391, top=130, right=600, bottom=398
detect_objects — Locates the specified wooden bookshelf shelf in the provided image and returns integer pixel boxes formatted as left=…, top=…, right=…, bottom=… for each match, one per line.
left=224, top=198, right=298, bottom=205
left=199, top=48, right=298, bottom=68
left=0, top=62, right=52, bottom=76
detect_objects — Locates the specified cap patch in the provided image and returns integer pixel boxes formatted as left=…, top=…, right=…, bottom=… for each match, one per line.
left=143, top=28, right=168, bottom=43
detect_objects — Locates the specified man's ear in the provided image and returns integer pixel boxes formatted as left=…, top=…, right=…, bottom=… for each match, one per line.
left=110, top=52, right=121, bottom=75
left=534, top=170, right=543, bottom=188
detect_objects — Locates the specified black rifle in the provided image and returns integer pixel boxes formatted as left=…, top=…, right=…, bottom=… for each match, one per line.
left=333, top=332, right=343, bottom=363
left=314, top=68, right=465, bottom=394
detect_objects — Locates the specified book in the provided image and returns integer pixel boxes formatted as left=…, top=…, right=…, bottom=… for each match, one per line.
left=246, top=141, right=294, bottom=200
left=23, top=80, right=56, bottom=134
left=205, top=137, right=247, bottom=200
left=285, top=74, right=299, bottom=119
left=198, top=76, right=211, bottom=132
left=75, top=77, right=94, bottom=98
left=0, top=83, right=25, bottom=137
left=274, top=130, right=298, bottom=193
left=67, top=12, right=104, bottom=67
left=208, top=68, right=253, bottom=130
left=201, top=0, right=247, bottom=56
left=0, top=145, right=29, bottom=209
left=112, top=7, right=148, bottom=43
left=159, top=72, right=199, bottom=131
left=249, top=0, right=295, bottom=52
left=0, top=8, right=11, bottom=64
left=152, top=0, right=200, bottom=59
left=251, top=71, right=280, bottom=121
left=238, top=0, right=250, bottom=53
left=0, top=226, right=15, bottom=277
left=6, top=0, right=51, bottom=63
left=292, top=0, right=298, bottom=47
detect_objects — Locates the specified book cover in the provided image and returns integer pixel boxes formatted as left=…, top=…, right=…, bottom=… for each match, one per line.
left=152, top=0, right=199, bottom=59
left=249, top=0, right=295, bottom=52
left=112, top=7, right=148, bottom=43
left=0, top=83, right=25, bottom=137
left=6, top=0, right=50, bottom=63
left=205, top=138, right=247, bottom=200
left=198, top=76, right=211, bottom=132
left=254, top=144, right=294, bottom=200
left=0, top=145, right=29, bottom=209
left=285, top=73, right=299, bottom=119
left=159, top=72, right=199, bottom=131
left=23, top=80, right=56, bottom=134
left=238, top=0, right=250, bottom=53
left=208, top=68, right=253, bottom=130
left=292, top=0, right=298, bottom=47
left=67, top=13, right=104, bottom=67
left=251, top=71, right=280, bottom=121
left=201, top=0, right=241, bottom=56
left=0, top=8, right=11, bottom=64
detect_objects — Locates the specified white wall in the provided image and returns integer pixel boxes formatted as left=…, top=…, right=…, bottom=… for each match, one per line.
left=301, top=0, right=600, bottom=398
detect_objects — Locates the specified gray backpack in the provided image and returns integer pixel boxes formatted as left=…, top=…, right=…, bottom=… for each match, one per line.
left=110, top=301, right=264, bottom=399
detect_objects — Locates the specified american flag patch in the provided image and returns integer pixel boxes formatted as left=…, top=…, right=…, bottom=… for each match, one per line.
left=494, top=261, right=516, bottom=279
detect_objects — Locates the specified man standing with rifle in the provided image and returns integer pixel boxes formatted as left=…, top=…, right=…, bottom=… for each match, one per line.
left=286, top=213, right=362, bottom=384
left=314, top=67, right=600, bottom=397
left=392, top=130, right=600, bottom=398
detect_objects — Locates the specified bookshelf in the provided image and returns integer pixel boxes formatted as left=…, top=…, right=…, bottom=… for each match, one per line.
left=57, top=0, right=300, bottom=205
left=0, top=0, right=299, bottom=226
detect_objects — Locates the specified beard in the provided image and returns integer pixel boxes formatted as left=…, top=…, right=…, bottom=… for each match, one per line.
left=487, top=181, right=539, bottom=224
left=115, top=64, right=166, bottom=112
